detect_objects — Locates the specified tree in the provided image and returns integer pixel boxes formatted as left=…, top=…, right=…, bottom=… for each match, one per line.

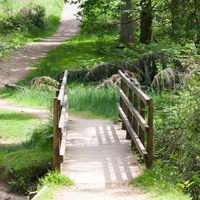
left=140, top=0, right=153, bottom=43
left=65, top=0, right=136, bottom=45
left=120, top=0, right=135, bottom=45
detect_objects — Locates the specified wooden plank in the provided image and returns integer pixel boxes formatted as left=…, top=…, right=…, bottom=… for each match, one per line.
left=126, top=88, right=132, bottom=139
left=58, top=88, right=69, bottom=128
left=116, top=103, right=148, bottom=159
left=121, top=79, right=126, bottom=130
left=118, top=70, right=150, bottom=105
left=60, top=105, right=69, bottom=157
left=31, top=186, right=47, bottom=200
left=139, top=99, right=145, bottom=145
left=60, top=129, right=67, bottom=157
left=132, top=93, right=138, bottom=149
left=118, top=87, right=149, bottom=133
left=29, top=191, right=37, bottom=200
left=53, top=97, right=61, bottom=172
left=146, top=98, right=153, bottom=168
left=123, top=82, right=128, bottom=130
left=58, top=70, right=68, bottom=105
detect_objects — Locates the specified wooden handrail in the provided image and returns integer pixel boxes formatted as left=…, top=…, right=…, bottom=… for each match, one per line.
left=117, top=70, right=153, bottom=168
left=118, top=70, right=151, bottom=105
left=53, top=70, right=69, bottom=171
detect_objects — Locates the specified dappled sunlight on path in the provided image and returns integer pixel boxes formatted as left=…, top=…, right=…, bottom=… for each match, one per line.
left=0, top=3, right=80, bottom=88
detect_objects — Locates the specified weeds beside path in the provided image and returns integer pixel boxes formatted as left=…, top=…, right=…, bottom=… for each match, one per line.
left=0, top=3, right=80, bottom=88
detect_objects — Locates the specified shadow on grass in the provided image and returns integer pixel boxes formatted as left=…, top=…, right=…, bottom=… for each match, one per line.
left=0, top=110, right=40, bottom=121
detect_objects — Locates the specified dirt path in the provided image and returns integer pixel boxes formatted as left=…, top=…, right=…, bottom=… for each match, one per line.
left=0, top=3, right=80, bottom=89
left=0, top=3, right=80, bottom=200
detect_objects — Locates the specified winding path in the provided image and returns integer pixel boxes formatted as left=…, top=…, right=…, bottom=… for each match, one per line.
left=0, top=3, right=80, bottom=89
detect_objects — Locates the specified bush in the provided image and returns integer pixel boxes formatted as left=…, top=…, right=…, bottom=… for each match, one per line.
left=0, top=4, right=47, bottom=30
left=154, top=68, right=200, bottom=199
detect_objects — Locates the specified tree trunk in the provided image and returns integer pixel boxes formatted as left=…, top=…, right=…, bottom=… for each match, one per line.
left=119, top=0, right=134, bottom=45
left=140, top=0, right=153, bottom=43
left=170, top=0, right=181, bottom=31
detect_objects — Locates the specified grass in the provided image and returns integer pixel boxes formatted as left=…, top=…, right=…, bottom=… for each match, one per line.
left=0, top=0, right=64, bottom=60
left=34, top=170, right=74, bottom=200
left=130, top=166, right=191, bottom=200
left=68, top=83, right=119, bottom=120
left=0, top=109, right=41, bottom=142
left=0, top=118, right=54, bottom=194
left=0, top=88, right=55, bottom=109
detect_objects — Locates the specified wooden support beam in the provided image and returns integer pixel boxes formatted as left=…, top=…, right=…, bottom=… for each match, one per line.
left=117, top=103, right=148, bottom=159
left=118, top=87, right=149, bottom=133
left=146, top=98, right=153, bottom=168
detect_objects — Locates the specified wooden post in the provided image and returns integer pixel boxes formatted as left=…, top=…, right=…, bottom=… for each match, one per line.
left=139, top=99, right=145, bottom=145
left=131, top=93, right=138, bottom=149
left=126, top=88, right=132, bottom=139
left=53, top=97, right=61, bottom=172
left=29, top=191, right=37, bottom=200
left=146, top=98, right=153, bottom=168
left=123, top=83, right=128, bottom=130
left=120, top=79, right=126, bottom=130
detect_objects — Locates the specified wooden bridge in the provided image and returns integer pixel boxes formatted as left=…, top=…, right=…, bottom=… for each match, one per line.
left=53, top=70, right=153, bottom=184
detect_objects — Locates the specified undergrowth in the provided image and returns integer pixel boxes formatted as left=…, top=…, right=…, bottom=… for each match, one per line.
left=0, top=117, right=54, bottom=194
left=0, top=0, right=64, bottom=60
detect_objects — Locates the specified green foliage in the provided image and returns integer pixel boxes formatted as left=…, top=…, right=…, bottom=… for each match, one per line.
left=0, top=5, right=47, bottom=30
left=0, top=118, right=54, bottom=194
left=0, top=0, right=63, bottom=60
left=153, top=68, right=200, bottom=199
left=131, top=165, right=191, bottom=200
left=38, top=170, right=74, bottom=188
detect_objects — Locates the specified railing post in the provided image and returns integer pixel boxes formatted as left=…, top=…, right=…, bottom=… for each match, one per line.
left=131, top=93, right=138, bottom=149
left=53, top=91, right=61, bottom=172
left=126, top=88, right=132, bottom=139
left=120, top=79, right=126, bottom=130
left=139, top=99, right=145, bottom=146
left=146, top=98, right=153, bottom=168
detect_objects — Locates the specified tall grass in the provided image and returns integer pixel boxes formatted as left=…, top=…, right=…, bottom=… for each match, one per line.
left=68, top=83, right=119, bottom=120
left=0, top=88, right=55, bottom=109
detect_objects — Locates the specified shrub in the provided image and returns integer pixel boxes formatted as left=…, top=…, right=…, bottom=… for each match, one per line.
left=154, top=68, right=200, bottom=199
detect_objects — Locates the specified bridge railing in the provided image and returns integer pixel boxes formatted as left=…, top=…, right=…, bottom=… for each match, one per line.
left=116, top=70, right=153, bottom=168
left=53, top=70, right=69, bottom=171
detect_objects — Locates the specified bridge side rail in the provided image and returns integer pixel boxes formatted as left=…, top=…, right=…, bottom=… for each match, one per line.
left=53, top=70, right=69, bottom=171
left=117, top=70, right=153, bottom=168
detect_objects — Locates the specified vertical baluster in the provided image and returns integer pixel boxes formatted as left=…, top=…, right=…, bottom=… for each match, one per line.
left=131, top=93, right=138, bottom=149
left=139, top=99, right=145, bottom=146
left=146, top=98, right=153, bottom=168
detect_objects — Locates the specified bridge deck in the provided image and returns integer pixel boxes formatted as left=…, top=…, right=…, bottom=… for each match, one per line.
left=61, top=116, right=142, bottom=186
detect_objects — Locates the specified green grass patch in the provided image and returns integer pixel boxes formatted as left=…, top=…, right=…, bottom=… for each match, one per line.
left=34, top=170, right=74, bottom=200
left=130, top=166, right=191, bottom=200
left=0, top=116, right=54, bottom=194
left=0, top=88, right=55, bottom=109
left=0, top=109, right=41, bottom=142
left=68, top=83, right=119, bottom=120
